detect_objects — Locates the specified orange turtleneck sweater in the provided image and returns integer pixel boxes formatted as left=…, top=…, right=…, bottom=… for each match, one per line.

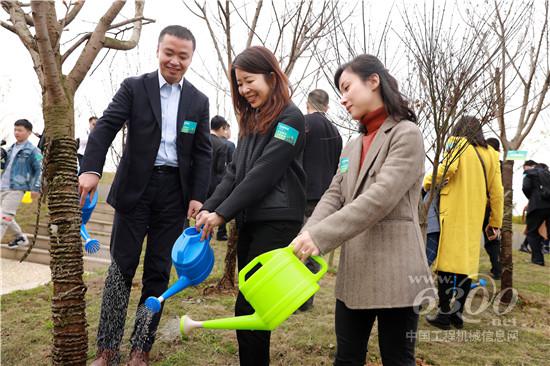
left=360, top=106, right=388, bottom=166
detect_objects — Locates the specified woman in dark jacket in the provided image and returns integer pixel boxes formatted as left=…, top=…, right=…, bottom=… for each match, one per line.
left=195, top=46, right=306, bottom=366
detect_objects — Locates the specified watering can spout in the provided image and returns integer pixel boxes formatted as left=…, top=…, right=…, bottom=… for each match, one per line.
left=145, top=276, right=192, bottom=313
left=180, top=312, right=268, bottom=336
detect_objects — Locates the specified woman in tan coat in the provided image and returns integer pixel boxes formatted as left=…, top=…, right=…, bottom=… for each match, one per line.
left=291, top=55, right=434, bottom=366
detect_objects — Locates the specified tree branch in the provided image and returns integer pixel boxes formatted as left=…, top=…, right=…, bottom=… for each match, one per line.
left=2, top=0, right=36, bottom=50
left=31, top=0, right=65, bottom=104
left=246, top=0, right=262, bottom=48
left=194, top=0, right=229, bottom=79
left=61, top=32, right=90, bottom=63
left=0, top=19, right=15, bottom=32
left=59, top=0, right=85, bottom=28
left=65, top=0, right=125, bottom=93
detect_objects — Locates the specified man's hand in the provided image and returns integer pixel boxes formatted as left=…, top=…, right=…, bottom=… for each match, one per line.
left=187, top=200, right=203, bottom=219
left=290, top=231, right=320, bottom=262
left=78, top=173, right=100, bottom=207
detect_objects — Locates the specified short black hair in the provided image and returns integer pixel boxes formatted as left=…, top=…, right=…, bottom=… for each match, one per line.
left=536, top=163, right=548, bottom=170
left=211, top=115, right=229, bottom=130
left=14, top=119, right=32, bottom=131
left=307, top=89, right=329, bottom=111
left=524, top=160, right=538, bottom=167
left=158, top=25, right=196, bottom=51
left=486, top=137, right=500, bottom=152
left=89, top=116, right=98, bottom=122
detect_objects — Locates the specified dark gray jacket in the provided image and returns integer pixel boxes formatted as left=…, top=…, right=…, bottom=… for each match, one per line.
left=202, top=102, right=306, bottom=224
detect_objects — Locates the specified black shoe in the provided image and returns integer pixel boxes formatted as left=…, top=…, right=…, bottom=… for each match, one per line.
left=8, top=236, right=28, bottom=249
left=299, top=297, right=314, bottom=312
left=450, top=313, right=464, bottom=329
left=426, top=312, right=451, bottom=330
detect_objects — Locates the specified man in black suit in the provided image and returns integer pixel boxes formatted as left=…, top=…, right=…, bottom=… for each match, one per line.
left=79, top=26, right=211, bottom=365
left=303, top=89, right=342, bottom=217
left=299, top=89, right=342, bottom=311
left=208, top=115, right=231, bottom=240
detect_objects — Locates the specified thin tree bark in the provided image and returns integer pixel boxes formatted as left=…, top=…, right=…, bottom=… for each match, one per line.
left=499, top=159, right=515, bottom=303
left=203, top=221, right=238, bottom=295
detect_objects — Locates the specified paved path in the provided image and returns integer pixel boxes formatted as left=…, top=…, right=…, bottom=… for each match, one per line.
left=0, top=257, right=51, bottom=295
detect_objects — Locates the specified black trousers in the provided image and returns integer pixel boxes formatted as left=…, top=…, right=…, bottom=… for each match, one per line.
left=235, top=220, right=302, bottom=366
left=526, top=208, right=550, bottom=265
left=300, top=199, right=321, bottom=310
left=482, top=209, right=501, bottom=277
left=96, top=170, right=186, bottom=353
left=217, top=222, right=228, bottom=239
left=334, top=300, right=419, bottom=366
left=436, top=271, right=472, bottom=314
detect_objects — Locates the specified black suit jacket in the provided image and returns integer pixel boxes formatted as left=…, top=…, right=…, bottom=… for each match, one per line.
left=81, top=71, right=212, bottom=213
left=303, top=112, right=342, bottom=200
left=208, top=134, right=229, bottom=197
left=523, top=168, right=550, bottom=213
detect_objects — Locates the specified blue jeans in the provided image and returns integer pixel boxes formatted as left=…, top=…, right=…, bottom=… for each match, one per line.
left=426, top=232, right=440, bottom=266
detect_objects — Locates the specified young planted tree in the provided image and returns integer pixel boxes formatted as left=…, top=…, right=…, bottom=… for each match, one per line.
left=399, top=0, right=501, bottom=220
left=183, top=0, right=343, bottom=291
left=0, top=1, right=152, bottom=363
left=481, top=0, right=549, bottom=303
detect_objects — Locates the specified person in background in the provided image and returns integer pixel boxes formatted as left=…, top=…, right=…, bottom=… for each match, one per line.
left=222, top=120, right=236, bottom=163
left=299, top=88, right=342, bottom=311
left=424, top=189, right=441, bottom=266
left=424, top=116, right=503, bottom=330
left=483, top=137, right=503, bottom=279
left=196, top=46, right=306, bottom=366
left=1, top=119, right=42, bottom=248
left=76, top=116, right=97, bottom=168
left=208, top=115, right=231, bottom=240
left=537, top=163, right=550, bottom=254
left=519, top=160, right=538, bottom=253
left=291, top=54, right=434, bottom=366
left=1, top=139, right=6, bottom=170
left=522, top=161, right=550, bottom=266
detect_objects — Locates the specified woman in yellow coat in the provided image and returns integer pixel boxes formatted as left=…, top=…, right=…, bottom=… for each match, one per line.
left=423, top=115, right=503, bottom=329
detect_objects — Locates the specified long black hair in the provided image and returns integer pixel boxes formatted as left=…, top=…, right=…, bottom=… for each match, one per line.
left=451, top=115, right=488, bottom=147
left=334, top=54, right=417, bottom=131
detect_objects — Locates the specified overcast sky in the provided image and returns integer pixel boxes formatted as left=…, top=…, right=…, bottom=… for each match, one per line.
left=0, top=0, right=548, bottom=213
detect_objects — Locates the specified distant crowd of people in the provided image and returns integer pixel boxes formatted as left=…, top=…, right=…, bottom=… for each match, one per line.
left=2, top=24, right=549, bottom=366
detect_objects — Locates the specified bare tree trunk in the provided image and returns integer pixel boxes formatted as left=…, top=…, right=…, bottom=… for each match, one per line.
left=43, top=101, right=88, bottom=365
left=499, top=159, right=514, bottom=304
left=204, top=221, right=238, bottom=295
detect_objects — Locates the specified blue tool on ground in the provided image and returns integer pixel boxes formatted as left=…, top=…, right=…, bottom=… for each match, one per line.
left=470, top=278, right=487, bottom=289
left=80, top=191, right=100, bottom=254
left=144, top=227, right=214, bottom=313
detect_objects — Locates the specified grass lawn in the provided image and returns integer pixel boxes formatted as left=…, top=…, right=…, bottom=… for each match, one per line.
left=1, top=238, right=549, bottom=365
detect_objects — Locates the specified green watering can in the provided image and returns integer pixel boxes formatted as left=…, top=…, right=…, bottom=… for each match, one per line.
left=180, top=246, right=327, bottom=335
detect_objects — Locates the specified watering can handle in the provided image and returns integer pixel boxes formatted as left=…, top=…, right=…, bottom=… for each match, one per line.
left=238, top=250, right=276, bottom=286
left=309, top=255, right=328, bottom=281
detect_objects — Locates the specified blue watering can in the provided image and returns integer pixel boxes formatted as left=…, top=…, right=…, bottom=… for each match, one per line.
left=144, top=226, right=214, bottom=313
left=80, top=191, right=100, bottom=254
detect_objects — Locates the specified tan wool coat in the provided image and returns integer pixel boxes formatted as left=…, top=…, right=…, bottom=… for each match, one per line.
left=304, top=117, right=435, bottom=309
